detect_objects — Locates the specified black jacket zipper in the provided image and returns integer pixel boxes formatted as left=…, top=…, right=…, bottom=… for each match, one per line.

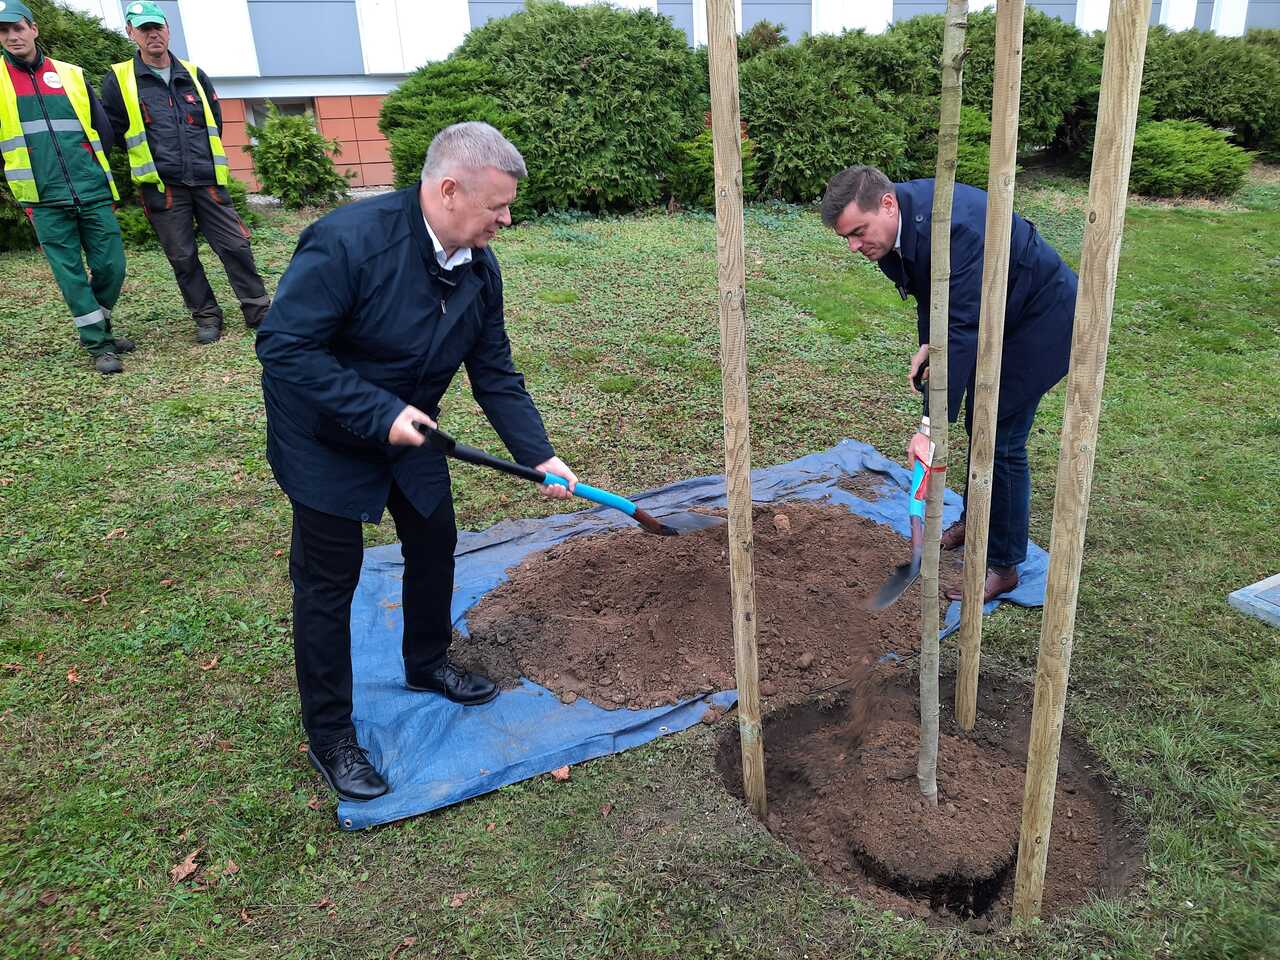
left=26, top=57, right=82, bottom=207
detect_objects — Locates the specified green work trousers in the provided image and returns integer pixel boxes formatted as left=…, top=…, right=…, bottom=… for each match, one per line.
left=28, top=202, right=127, bottom=356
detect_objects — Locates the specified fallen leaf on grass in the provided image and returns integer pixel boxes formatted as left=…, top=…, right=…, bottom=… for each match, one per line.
left=160, top=578, right=175, bottom=586
left=298, top=742, right=309, bottom=753
left=448, top=890, right=473, bottom=908
left=484, top=821, right=496, bottom=832
left=239, top=907, right=252, bottom=925
left=388, top=936, right=417, bottom=960
left=550, top=765, right=571, bottom=782
left=200, top=657, right=219, bottom=671
left=37, top=890, right=58, bottom=907
left=217, top=740, right=233, bottom=752
left=66, top=667, right=81, bottom=684
left=169, top=846, right=203, bottom=884
left=80, top=588, right=110, bottom=606
left=104, top=528, right=128, bottom=541
left=273, top=549, right=285, bottom=558
left=0, top=477, right=13, bottom=486
left=2, top=662, right=22, bottom=673
left=307, top=795, right=323, bottom=811
left=600, top=803, right=614, bottom=818
left=314, top=896, right=336, bottom=910
left=223, top=859, right=239, bottom=876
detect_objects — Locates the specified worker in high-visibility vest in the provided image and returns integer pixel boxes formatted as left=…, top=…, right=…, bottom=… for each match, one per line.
left=0, top=0, right=132, bottom=375
left=101, top=1, right=270, bottom=346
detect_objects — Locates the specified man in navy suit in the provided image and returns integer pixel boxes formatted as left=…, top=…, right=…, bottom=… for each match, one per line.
left=821, top=165, right=1077, bottom=604
left=257, top=123, right=577, bottom=801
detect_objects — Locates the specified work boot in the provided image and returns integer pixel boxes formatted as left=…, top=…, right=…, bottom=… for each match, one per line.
left=112, top=336, right=136, bottom=354
left=406, top=660, right=499, bottom=705
left=94, top=352, right=123, bottom=375
left=195, top=319, right=223, bottom=345
left=940, top=521, right=966, bottom=550
left=307, top=736, right=389, bottom=802
left=242, top=300, right=270, bottom=330
left=946, top=565, right=1019, bottom=603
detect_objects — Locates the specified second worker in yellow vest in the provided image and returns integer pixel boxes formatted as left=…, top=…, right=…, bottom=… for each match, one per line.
left=100, top=1, right=270, bottom=345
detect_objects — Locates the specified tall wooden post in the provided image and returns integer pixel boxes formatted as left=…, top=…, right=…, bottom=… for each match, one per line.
left=919, top=0, right=968, bottom=805
left=955, top=0, right=1026, bottom=732
left=705, top=0, right=766, bottom=819
left=1012, top=0, right=1151, bottom=921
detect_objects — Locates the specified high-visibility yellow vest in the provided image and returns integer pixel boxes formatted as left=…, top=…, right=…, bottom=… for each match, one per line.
left=0, top=57, right=119, bottom=204
left=110, top=58, right=229, bottom=190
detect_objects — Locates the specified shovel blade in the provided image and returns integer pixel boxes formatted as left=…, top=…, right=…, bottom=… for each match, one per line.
left=867, top=559, right=921, bottom=611
left=659, top=511, right=726, bottom=535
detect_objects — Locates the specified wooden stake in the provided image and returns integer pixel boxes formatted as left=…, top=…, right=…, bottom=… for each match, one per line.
left=705, top=0, right=766, bottom=820
left=1012, top=0, right=1151, bottom=921
left=919, top=0, right=968, bottom=805
left=955, top=0, right=1026, bottom=732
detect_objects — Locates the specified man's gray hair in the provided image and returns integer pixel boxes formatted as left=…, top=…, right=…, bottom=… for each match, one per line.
left=820, top=165, right=895, bottom=228
left=421, top=122, right=528, bottom=182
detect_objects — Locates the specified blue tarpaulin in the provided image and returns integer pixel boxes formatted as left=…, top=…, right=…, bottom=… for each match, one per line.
left=337, top=439, right=1048, bottom=829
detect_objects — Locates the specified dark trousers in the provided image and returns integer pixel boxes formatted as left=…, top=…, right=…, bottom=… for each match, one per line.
left=142, top=183, right=270, bottom=328
left=960, top=395, right=1042, bottom=569
left=289, top=484, right=458, bottom=746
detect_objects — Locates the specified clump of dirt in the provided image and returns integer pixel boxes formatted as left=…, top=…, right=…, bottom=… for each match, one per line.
left=716, top=670, right=1143, bottom=926
left=458, top=501, right=960, bottom=710
left=836, top=471, right=888, bottom=502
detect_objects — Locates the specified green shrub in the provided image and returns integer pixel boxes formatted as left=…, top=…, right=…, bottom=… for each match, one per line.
left=1245, top=27, right=1280, bottom=59
left=740, top=44, right=908, bottom=202
left=738, top=19, right=786, bottom=61
left=245, top=104, right=350, bottom=210
left=379, top=58, right=517, bottom=189
left=0, top=0, right=133, bottom=251
left=1129, top=120, right=1252, bottom=197
left=667, top=128, right=759, bottom=209
left=955, top=107, right=994, bottom=187
left=1140, top=28, right=1280, bottom=151
left=382, top=1, right=704, bottom=215
left=113, top=204, right=155, bottom=248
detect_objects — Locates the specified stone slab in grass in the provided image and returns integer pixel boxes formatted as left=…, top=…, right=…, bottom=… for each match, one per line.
left=1228, top=573, right=1280, bottom=628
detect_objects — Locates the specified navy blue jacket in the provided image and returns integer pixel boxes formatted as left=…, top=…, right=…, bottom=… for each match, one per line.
left=256, top=187, right=555, bottom=522
left=877, top=179, right=1077, bottom=420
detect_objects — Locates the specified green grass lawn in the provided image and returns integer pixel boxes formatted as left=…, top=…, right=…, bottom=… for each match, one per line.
left=1, top=167, right=1277, bottom=959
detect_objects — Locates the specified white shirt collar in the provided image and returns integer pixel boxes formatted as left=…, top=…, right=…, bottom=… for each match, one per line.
left=423, top=216, right=473, bottom=271
left=894, top=213, right=902, bottom=252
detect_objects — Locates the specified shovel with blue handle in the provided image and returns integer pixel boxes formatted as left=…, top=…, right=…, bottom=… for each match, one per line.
left=415, top=423, right=724, bottom=536
left=867, top=363, right=932, bottom=610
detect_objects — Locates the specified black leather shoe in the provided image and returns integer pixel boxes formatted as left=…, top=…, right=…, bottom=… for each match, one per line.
left=307, top=736, right=389, bottom=802
left=112, top=336, right=136, bottom=354
left=406, top=660, right=499, bottom=705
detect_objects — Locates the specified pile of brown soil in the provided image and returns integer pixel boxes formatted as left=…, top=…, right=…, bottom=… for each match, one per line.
left=459, top=499, right=959, bottom=709
left=453, top=497, right=1141, bottom=926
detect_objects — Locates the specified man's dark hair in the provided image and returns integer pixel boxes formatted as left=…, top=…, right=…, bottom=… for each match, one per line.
left=820, top=166, right=895, bottom=228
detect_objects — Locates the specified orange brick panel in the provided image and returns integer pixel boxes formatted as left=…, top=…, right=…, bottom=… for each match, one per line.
left=220, top=121, right=248, bottom=148
left=330, top=140, right=358, bottom=165
left=319, top=117, right=356, bottom=142
left=357, top=138, right=390, bottom=164
left=362, top=162, right=394, bottom=186
left=225, top=144, right=254, bottom=171
left=219, top=98, right=246, bottom=122
left=353, top=116, right=382, bottom=141
left=232, top=171, right=259, bottom=192
left=343, top=166, right=365, bottom=188
left=316, top=96, right=353, bottom=119
left=350, top=95, right=384, bottom=118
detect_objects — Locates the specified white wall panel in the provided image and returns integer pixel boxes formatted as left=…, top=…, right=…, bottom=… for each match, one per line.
left=1159, top=0, right=1198, bottom=28
left=179, top=0, right=260, bottom=77
left=59, top=0, right=126, bottom=32
left=397, top=0, right=469, bottom=69
left=812, top=0, right=892, bottom=33
left=689, top=0, right=741, bottom=45
left=564, top=0, right=659, bottom=8
left=1075, top=0, right=1110, bottom=31
left=1212, top=0, right=1247, bottom=33
left=356, top=0, right=405, bottom=73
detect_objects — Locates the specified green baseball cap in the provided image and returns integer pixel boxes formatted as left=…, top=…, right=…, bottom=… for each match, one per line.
left=124, top=1, right=167, bottom=27
left=0, top=1, right=36, bottom=25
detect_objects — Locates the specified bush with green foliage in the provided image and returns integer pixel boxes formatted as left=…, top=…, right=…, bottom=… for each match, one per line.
left=245, top=104, right=350, bottom=210
left=667, top=128, right=759, bottom=209
left=112, top=178, right=258, bottom=249
left=739, top=44, right=908, bottom=202
left=1128, top=120, right=1252, bottom=197
left=738, top=19, right=786, bottom=61
left=1245, top=27, right=1280, bottom=58
left=0, top=0, right=134, bottom=251
left=381, top=0, right=704, bottom=216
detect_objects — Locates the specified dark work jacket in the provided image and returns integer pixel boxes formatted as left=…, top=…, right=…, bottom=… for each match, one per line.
left=255, top=186, right=556, bottom=522
left=100, top=51, right=223, bottom=187
left=877, top=179, right=1078, bottom=421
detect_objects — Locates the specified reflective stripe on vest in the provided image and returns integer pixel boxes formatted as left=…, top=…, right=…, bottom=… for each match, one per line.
left=111, top=57, right=229, bottom=190
left=0, top=58, right=118, bottom=204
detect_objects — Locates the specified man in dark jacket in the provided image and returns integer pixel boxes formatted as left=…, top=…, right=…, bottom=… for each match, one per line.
left=100, top=0, right=269, bottom=345
left=822, top=165, right=1077, bottom=602
left=257, top=122, right=578, bottom=802
left=1, top=0, right=131, bottom=375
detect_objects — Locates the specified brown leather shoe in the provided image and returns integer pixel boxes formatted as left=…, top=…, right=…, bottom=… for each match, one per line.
left=940, top=521, right=966, bottom=550
left=946, top=565, right=1019, bottom=602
